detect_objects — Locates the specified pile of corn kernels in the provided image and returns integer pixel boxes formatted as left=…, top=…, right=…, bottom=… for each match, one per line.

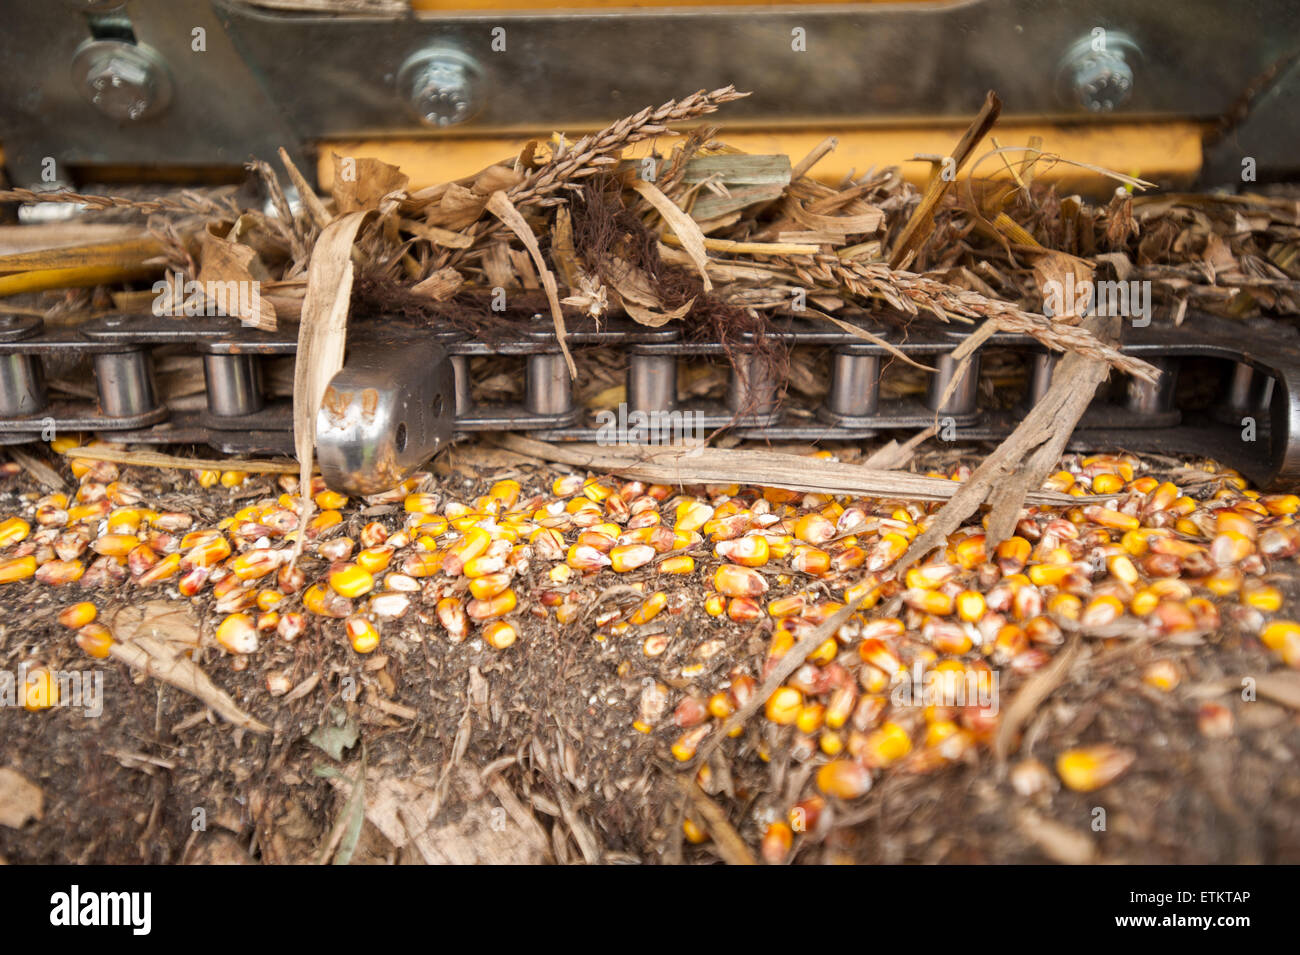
left=4, top=439, right=1300, bottom=861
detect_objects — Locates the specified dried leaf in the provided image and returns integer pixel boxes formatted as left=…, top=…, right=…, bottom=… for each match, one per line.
left=633, top=179, right=713, bottom=292
left=293, top=210, right=371, bottom=554
left=330, top=155, right=409, bottom=215
left=486, top=191, right=575, bottom=378
left=0, top=768, right=43, bottom=829
left=196, top=233, right=278, bottom=330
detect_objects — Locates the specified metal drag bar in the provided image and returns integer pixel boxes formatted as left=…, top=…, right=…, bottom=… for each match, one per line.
left=0, top=310, right=1299, bottom=490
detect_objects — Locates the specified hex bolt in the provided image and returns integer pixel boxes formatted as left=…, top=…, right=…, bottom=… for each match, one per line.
left=398, top=48, right=484, bottom=128
left=70, top=40, right=172, bottom=122
left=1058, top=31, right=1140, bottom=113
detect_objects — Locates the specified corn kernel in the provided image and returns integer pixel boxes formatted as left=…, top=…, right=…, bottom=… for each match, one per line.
left=765, top=686, right=803, bottom=725
left=329, top=563, right=375, bottom=598
left=75, top=622, right=114, bottom=659
left=0, top=516, right=31, bottom=547
left=343, top=615, right=380, bottom=654
left=22, top=667, right=59, bottom=711
left=816, top=759, right=872, bottom=799
left=1056, top=744, right=1134, bottom=792
left=216, top=613, right=258, bottom=654
left=658, top=554, right=694, bottom=575
left=58, top=602, right=97, bottom=629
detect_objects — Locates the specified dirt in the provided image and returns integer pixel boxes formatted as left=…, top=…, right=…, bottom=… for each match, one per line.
left=1, top=441, right=1298, bottom=865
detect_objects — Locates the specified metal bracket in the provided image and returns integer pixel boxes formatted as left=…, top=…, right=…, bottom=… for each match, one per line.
left=315, top=338, right=456, bottom=496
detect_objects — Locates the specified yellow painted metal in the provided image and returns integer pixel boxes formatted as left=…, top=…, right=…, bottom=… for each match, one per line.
left=317, top=121, right=1205, bottom=194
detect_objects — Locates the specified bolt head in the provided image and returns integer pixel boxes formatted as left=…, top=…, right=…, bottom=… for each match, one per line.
left=71, top=40, right=171, bottom=122
left=398, top=49, right=483, bottom=128
left=1074, top=53, right=1134, bottom=112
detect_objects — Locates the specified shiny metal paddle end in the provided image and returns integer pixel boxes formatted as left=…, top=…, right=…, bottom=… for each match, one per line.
left=316, top=339, right=455, bottom=496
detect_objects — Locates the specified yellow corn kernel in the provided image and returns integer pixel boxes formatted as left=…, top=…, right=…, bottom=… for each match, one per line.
left=658, top=554, right=695, bottom=575
left=218, top=470, right=246, bottom=488
left=343, top=615, right=379, bottom=654
left=411, top=513, right=449, bottom=536
left=1241, top=583, right=1282, bottom=612
left=609, top=543, right=655, bottom=573
left=1026, top=563, right=1071, bottom=587
left=1056, top=744, right=1135, bottom=792
left=137, top=552, right=182, bottom=585
left=1044, top=470, right=1075, bottom=492
left=477, top=619, right=515, bottom=650
left=717, top=535, right=769, bottom=567
left=0, top=516, right=32, bottom=547
left=793, top=513, right=835, bottom=544
left=791, top=545, right=830, bottom=576
left=713, top=563, right=769, bottom=597
left=1107, top=554, right=1140, bottom=586
left=1048, top=593, right=1083, bottom=620
left=674, top=500, right=714, bottom=533
left=1261, top=620, right=1300, bottom=652
left=303, top=583, right=348, bottom=618
left=706, top=691, right=735, bottom=720
left=255, top=589, right=285, bottom=612
left=1130, top=476, right=1159, bottom=494
left=816, top=759, right=873, bottom=799
left=1092, top=473, right=1123, bottom=495
left=671, top=724, right=710, bottom=762
left=956, top=589, right=986, bottom=623
left=1082, top=594, right=1124, bottom=626
left=36, top=559, right=84, bottom=586
left=352, top=545, right=393, bottom=575
left=50, top=434, right=83, bottom=453
left=860, top=721, right=912, bottom=768
left=229, top=549, right=282, bottom=581
left=767, top=594, right=807, bottom=618
left=765, top=686, right=804, bottom=725
left=465, top=572, right=508, bottom=601
left=315, top=489, right=348, bottom=510
left=1142, top=659, right=1181, bottom=692
left=306, top=509, right=343, bottom=537
left=951, top=533, right=988, bottom=570
left=704, top=593, right=726, bottom=616
left=329, top=564, right=375, bottom=598
left=467, top=589, right=517, bottom=620
left=75, top=622, right=114, bottom=659
left=796, top=702, right=826, bottom=735
left=67, top=501, right=110, bottom=523
left=905, top=589, right=954, bottom=615
left=216, top=613, right=259, bottom=654
left=442, top=527, right=491, bottom=576
left=629, top=591, right=668, bottom=625
left=1262, top=494, right=1300, bottom=516
left=195, top=469, right=220, bottom=488
left=56, top=601, right=98, bottom=629
left=22, top=667, right=59, bottom=711
left=993, top=538, right=1029, bottom=575
left=1082, top=505, right=1140, bottom=531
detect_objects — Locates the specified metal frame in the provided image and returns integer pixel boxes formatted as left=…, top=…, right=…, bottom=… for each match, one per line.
left=3, top=1, right=1300, bottom=186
